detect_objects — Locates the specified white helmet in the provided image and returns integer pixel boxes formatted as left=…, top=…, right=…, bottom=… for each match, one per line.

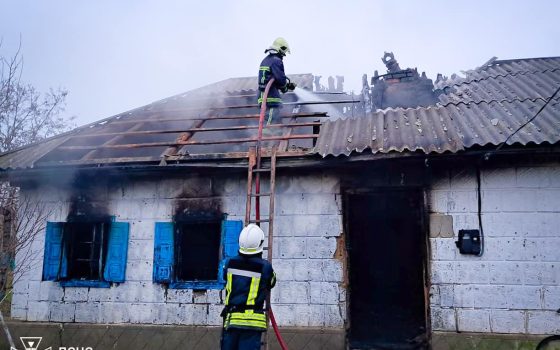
left=239, top=224, right=265, bottom=255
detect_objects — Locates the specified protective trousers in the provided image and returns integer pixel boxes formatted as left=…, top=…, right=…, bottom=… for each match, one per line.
left=221, top=328, right=262, bottom=350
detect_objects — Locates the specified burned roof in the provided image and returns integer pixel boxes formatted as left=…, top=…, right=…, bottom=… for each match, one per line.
left=314, top=57, right=560, bottom=157
left=0, top=56, right=559, bottom=171
left=0, top=74, right=354, bottom=170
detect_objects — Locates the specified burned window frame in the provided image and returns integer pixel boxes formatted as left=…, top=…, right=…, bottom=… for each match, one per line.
left=42, top=218, right=130, bottom=288
left=153, top=218, right=242, bottom=290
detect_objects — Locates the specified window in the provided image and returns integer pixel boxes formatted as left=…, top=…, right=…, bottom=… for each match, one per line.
left=153, top=219, right=242, bottom=289
left=42, top=221, right=129, bottom=288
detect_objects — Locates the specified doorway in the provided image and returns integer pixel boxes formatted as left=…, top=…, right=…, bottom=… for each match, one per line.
left=346, top=190, right=427, bottom=349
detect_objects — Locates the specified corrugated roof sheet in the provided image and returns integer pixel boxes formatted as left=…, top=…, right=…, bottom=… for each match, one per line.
left=314, top=97, right=560, bottom=157
left=314, top=57, right=560, bottom=157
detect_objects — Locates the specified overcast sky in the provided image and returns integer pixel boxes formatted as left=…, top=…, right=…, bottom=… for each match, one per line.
left=1, top=0, right=559, bottom=126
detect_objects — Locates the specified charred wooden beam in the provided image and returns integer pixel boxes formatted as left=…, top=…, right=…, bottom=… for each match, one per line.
left=69, top=122, right=322, bottom=138
left=57, top=134, right=319, bottom=150
left=101, top=112, right=328, bottom=126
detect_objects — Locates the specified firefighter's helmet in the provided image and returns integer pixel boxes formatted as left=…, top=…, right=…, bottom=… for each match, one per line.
left=267, top=37, right=291, bottom=56
left=238, top=224, right=265, bottom=255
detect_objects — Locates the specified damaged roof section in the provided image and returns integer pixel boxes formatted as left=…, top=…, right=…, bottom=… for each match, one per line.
left=0, top=74, right=357, bottom=170
left=314, top=57, right=560, bottom=157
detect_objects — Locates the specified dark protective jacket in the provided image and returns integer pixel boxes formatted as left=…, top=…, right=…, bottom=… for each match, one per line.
left=222, top=254, right=276, bottom=331
left=257, top=53, right=288, bottom=107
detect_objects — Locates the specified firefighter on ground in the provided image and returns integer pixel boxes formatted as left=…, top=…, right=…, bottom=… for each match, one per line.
left=257, top=37, right=297, bottom=136
left=220, top=224, right=276, bottom=350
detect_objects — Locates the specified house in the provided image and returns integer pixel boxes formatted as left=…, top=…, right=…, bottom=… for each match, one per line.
left=0, top=54, right=559, bottom=350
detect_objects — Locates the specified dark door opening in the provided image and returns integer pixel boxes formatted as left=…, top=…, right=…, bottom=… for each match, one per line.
left=346, top=190, right=427, bottom=349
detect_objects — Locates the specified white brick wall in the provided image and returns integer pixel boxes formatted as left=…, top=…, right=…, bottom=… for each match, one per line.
left=430, top=163, right=560, bottom=335
left=12, top=172, right=345, bottom=328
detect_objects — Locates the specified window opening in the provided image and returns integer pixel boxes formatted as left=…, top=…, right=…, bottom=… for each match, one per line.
left=65, top=222, right=108, bottom=280
left=175, top=220, right=221, bottom=281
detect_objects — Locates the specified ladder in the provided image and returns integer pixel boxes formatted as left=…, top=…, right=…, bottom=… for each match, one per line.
left=244, top=78, right=288, bottom=350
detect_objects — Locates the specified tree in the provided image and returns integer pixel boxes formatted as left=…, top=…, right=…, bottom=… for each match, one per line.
left=1, top=40, right=74, bottom=152
left=0, top=40, right=75, bottom=344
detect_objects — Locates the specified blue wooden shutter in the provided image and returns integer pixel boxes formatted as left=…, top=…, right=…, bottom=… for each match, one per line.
left=103, top=222, right=130, bottom=283
left=218, top=220, right=243, bottom=283
left=153, top=222, right=175, bottom=283
left=42, top=222, right=64, bottom=281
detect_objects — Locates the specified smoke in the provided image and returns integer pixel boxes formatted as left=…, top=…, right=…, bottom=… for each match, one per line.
left=291, top=88, right=344, bottom=121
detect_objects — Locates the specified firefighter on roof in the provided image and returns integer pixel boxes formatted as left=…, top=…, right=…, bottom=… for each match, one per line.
left=257, top=37, right=297, bottom=136
left=221, top=224, right=276, bottom=350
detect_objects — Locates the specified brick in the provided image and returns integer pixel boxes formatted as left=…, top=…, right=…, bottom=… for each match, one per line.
left=450, top=168, right=476, bottom=189
left=276, top=175, right=322, bottom=194
left=430, top=238, right=457, bottom=261
left=127, top=239, right=154, bottom=260
left=212, top=177, right=242, bottom=196
left=309, top=282, right=340, bottom=305
left=321, top=260, right=343, bottom=282
left=308, top=304, right=325, bottom=327
left=63, top=288, right=88, bottom=302
left=431, top=307, right=456, bottom=331
left=439, top=284, right=454, bottom=307
left=49, top=302, right=76, bottom=322
left=11, top=293, right=29, bottom=309
left=307, top=237, right=337, bottom=259
left=431, top=261, right=456, bottom=284
left=87, top=287, right=114, bottom=302
left=488, top=262, right=523, bottom=285
left=275, top=214, right=341, bottom=237
left=129, top=303, right=155, bottom=324
left=453, top=285, right=475, bottom=308
left=125, top=260, right=153, bottom=281
left=324, top=304, right=344, bottom=327
left=457, top=309, right=490, bottom=332
left=516, top=167, right=552, bottom=188
left=446, top=191, right=477, bottom=213
left=482, top=168, right=516, bottom=188
left=207, top=304, right=223, bottom=326
left=273, top=260, right=295, bottom=281
left=27, top=301, right=50, bottom=321
left=524, top=262, right=559, bottom=285
left=429, top=285, right=440, bottom=306
left=129, top=220, right=156, bottom=240
left=321, top=174, right=340, bottom=194
left=75, top=302, right=100, bottom=323
left=11, top=307, right=27, bottom=320
left=274, top=281, right=309, bottom=304
left=274, top=237, right=306, bottom=259
left=469, top=285, right=541, bottom=309
left=39, top=282, right=64, bottom=301
left=272, top=304, right=296, bottom=326
left=490, top=309, right=526, bottom=333
left=543, top=286, right=560, bottom=310
left=165, top=289, right=193, bottom=304
left=455, top=261, right=491, bottom=284
left=528, top=311, right=560, bottom=334
left=27, top=281, right=41, bottom=301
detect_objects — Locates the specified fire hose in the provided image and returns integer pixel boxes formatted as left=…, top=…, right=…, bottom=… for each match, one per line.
left=256, top=78, right=289, bottom=350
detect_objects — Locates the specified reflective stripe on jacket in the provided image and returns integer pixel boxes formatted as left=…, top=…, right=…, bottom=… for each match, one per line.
left=257, top=53, right=288, bottom=107
left=223, top=255, right=276, bottom=331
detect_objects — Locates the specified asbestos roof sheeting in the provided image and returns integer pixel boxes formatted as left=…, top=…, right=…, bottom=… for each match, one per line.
left=314, top=97, right=560, bottom=157
left=315, top=56, right=560, bottom=157
left=435, top=57, right=560, bottom=89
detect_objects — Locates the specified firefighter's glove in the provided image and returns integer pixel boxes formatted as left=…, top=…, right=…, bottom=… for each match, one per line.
left=286, top=82, right=297, bottom=91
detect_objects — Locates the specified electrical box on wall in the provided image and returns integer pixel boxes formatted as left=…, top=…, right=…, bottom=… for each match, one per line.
left=455, top=229, right=481, bottom=255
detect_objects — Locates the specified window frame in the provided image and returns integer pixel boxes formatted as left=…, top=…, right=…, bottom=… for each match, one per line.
left=42, top=219, right=129, bottom=288
left=153, top=219, right=242, bottom=290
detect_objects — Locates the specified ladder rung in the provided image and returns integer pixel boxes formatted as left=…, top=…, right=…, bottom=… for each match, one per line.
left=249, top=219, right=270, bottom=223
left=250, top=193, right=271, bottom=197
left=252, top=168, right=271, bottom=173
